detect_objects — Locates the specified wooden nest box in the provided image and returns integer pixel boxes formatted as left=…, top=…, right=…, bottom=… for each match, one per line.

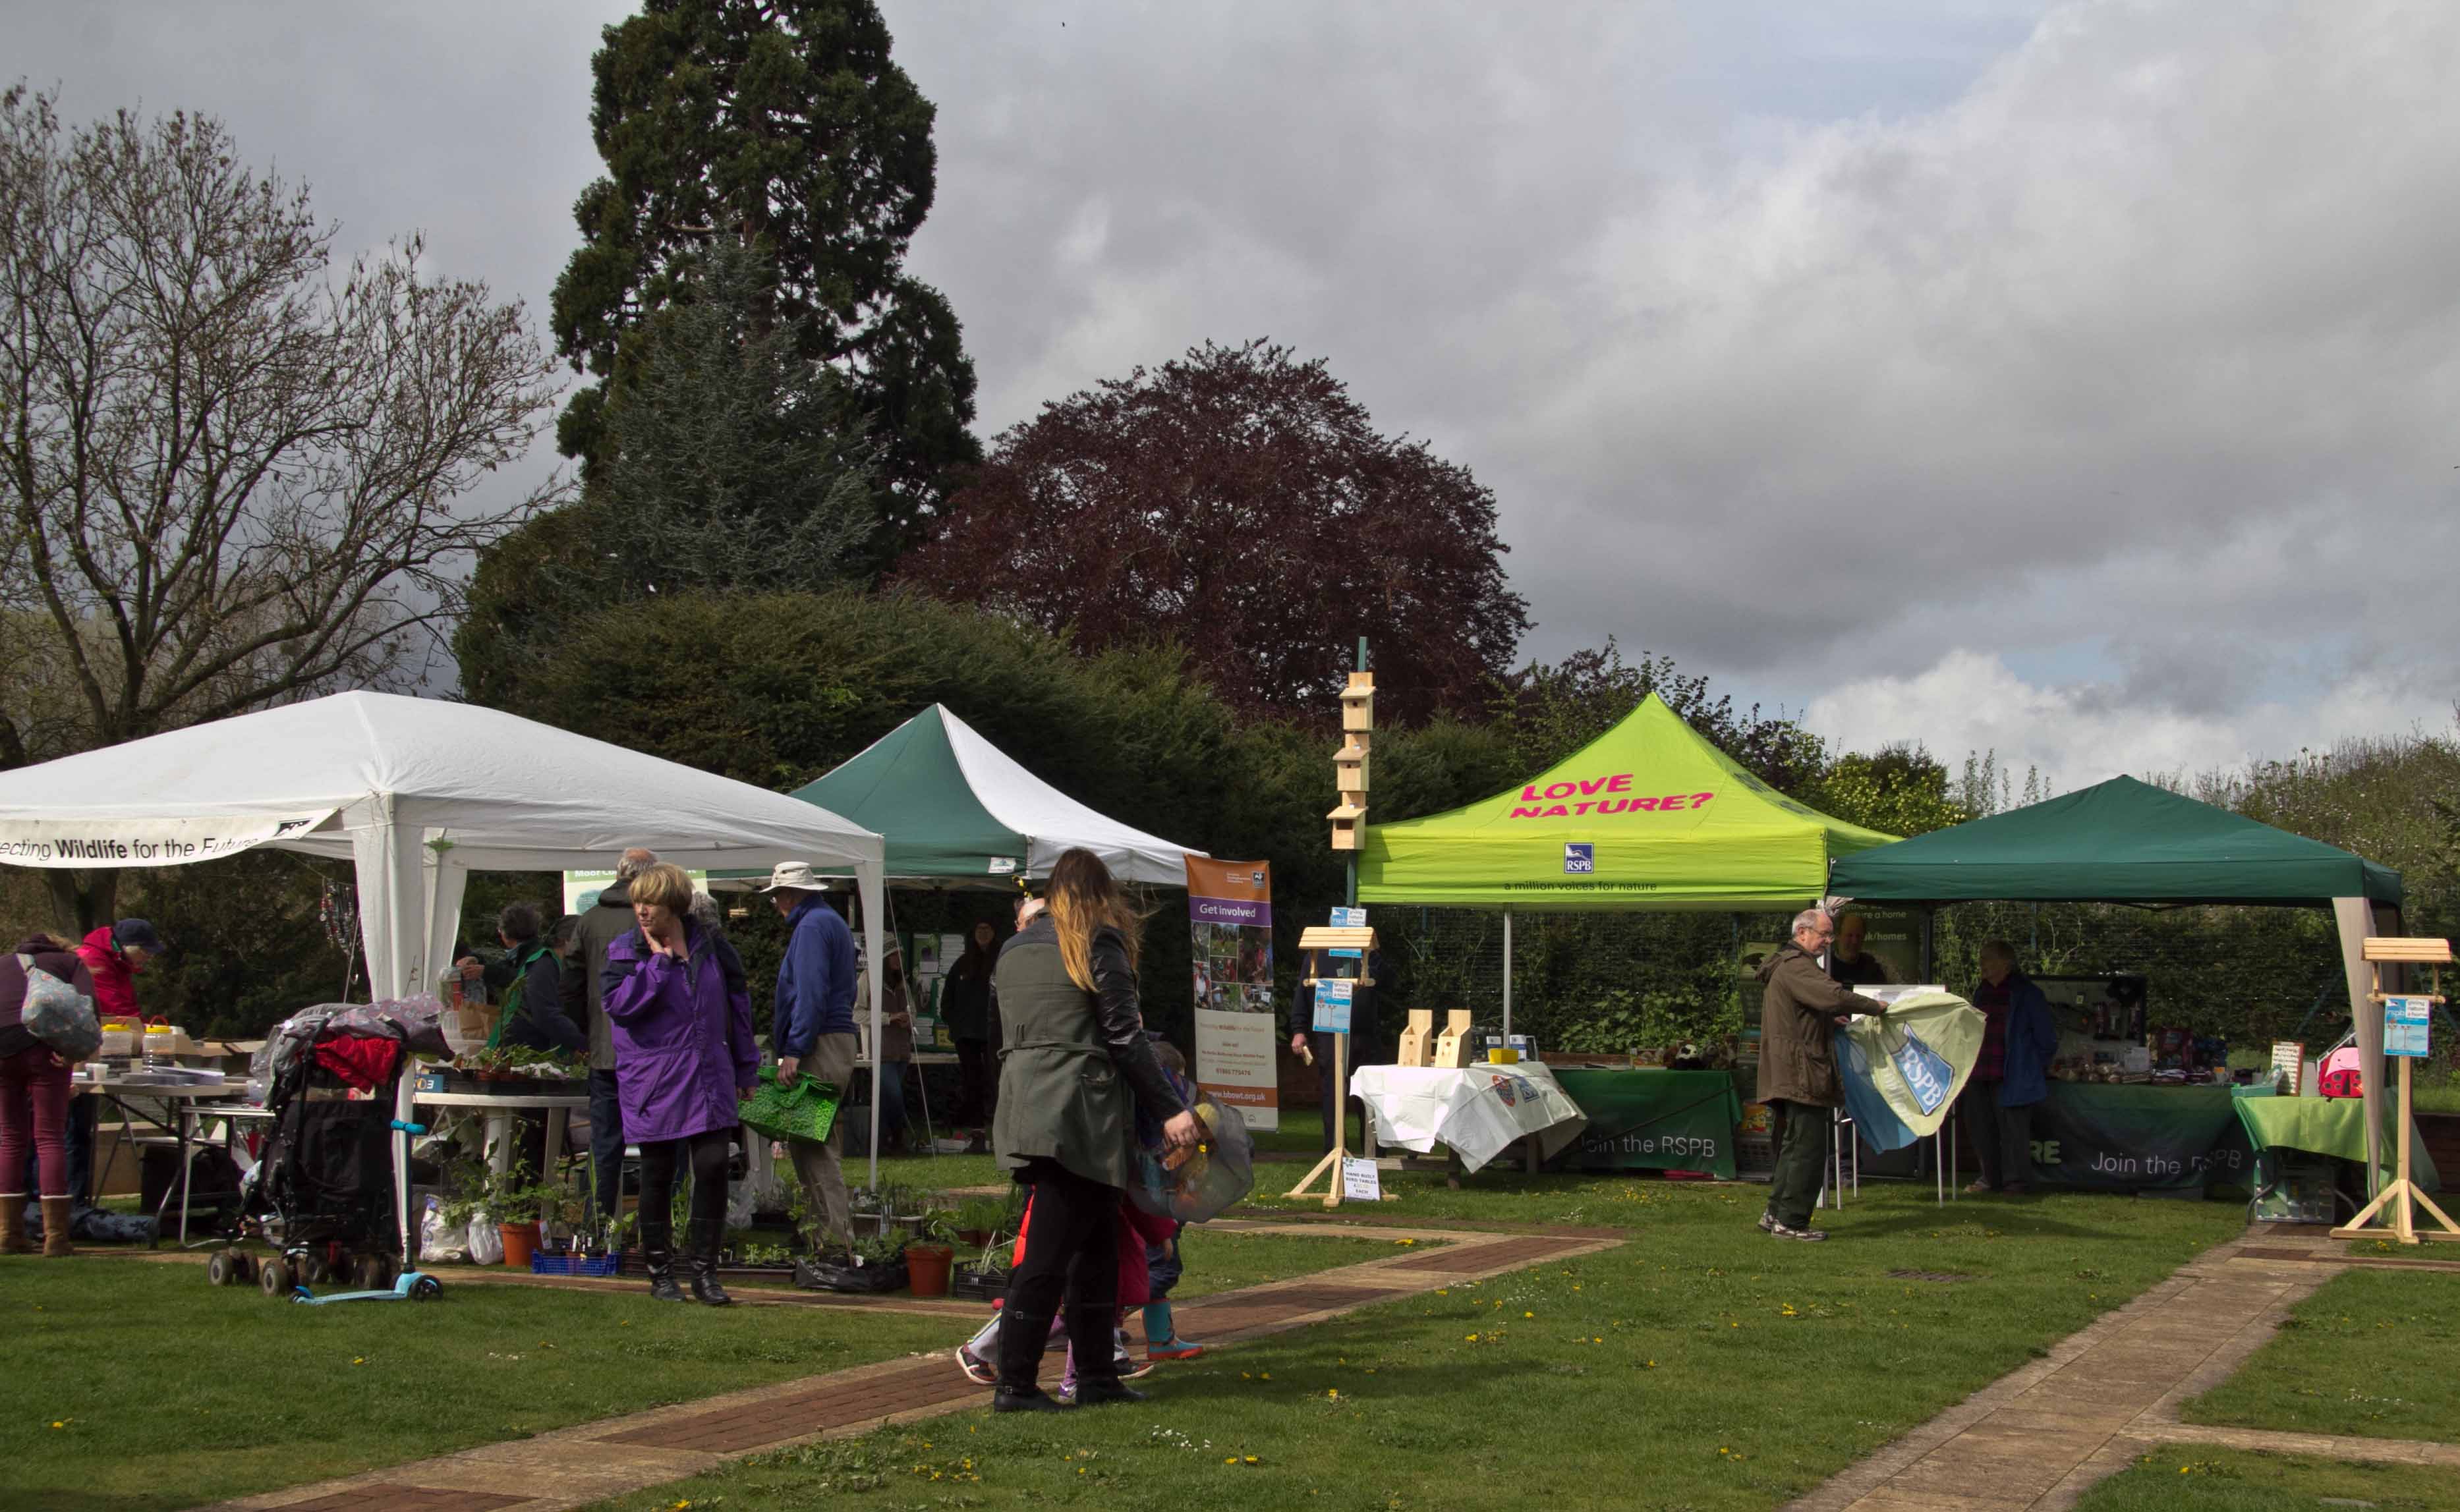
left=1327, top=799, right=1365, bottom=851
left=1340, top=674, right=1374, bottom=732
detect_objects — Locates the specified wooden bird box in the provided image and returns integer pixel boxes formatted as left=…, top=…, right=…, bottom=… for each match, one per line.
left=1327, top=799, right=1365, bottom=851
left=1340, top=674, right=1374, bottom=733
left=1431, top=1009, right=1476, bottom=1069
left=1396, top=1008, right=1435, bottom=1067
left=1334, top=738, right=1370, bottom=793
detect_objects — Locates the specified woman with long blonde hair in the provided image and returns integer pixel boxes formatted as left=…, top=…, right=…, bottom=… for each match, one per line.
left=988, top=848, right=1199, bottom=1412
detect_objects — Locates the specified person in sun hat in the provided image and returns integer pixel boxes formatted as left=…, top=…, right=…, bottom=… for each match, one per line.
left=760, top=859, right=859, bottom=1252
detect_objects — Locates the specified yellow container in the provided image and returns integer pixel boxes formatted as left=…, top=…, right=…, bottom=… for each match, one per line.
left=1486, top=1047, right=1519, bottom=1065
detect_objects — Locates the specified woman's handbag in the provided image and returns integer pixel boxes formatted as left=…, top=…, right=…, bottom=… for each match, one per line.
left=737, top=1065, right=842, bottom=1144
left=18, top=955, right=101, bottom=1061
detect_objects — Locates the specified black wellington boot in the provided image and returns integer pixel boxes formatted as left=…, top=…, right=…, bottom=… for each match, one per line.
left=1066, top=1306, right=1147, bottom=1405
left=992, top=1309, right=1071, bottom=1412
left=687, top=1221, right=732, bottom=1306
left=641, top=1219, right=685, bottom=1302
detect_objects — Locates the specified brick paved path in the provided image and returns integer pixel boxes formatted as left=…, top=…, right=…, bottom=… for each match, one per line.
left=1783, top=1224, right=2460, bottom=1512
left=191, top=1221, right=1618, bottom=1512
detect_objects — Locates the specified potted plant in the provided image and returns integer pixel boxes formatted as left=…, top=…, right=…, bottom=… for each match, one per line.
left=953, top=1194, right=1010, bottom=1247
left=903, top=1208, right=959, bottom=1297
left=481, top=1167, right=552, bottom=1268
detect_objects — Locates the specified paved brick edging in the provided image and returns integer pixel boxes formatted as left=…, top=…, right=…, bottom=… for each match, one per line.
left=188, top=1220, right=1620, bottom=1512
left=1787, top=1223, right=2460, bottom=1512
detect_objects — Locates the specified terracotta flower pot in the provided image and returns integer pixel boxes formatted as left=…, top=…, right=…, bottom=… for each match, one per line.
left=499, top=1221, right=540, bottom=1268
left=903, top=1243, right=955, bottom=1297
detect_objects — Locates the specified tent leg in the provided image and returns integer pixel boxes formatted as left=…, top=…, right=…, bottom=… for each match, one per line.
left=1502, top=910, right=1513, bottom=1040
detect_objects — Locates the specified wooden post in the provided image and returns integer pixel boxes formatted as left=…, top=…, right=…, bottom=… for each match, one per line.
left=1286, top=920, right=1376, bottom=1206
left=2330, top=937, right=2460, bottom=1245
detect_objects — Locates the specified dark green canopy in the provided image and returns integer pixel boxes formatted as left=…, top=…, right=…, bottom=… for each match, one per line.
left=1827, top=775, right=2401, bottom=907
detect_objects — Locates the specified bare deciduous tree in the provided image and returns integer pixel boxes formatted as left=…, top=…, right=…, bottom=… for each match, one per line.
left=0, top=88, right=567, bottom=926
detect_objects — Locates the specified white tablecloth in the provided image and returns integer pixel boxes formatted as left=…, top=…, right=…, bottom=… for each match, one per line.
left=1349, top=1063, right=1588, bottom=1173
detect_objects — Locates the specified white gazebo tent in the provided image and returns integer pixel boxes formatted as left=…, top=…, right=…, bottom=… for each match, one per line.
left=0, top=691, right=892, bottom=1258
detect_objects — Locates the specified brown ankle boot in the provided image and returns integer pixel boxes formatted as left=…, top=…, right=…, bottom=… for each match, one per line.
left=0, top=1194, right=29, bottom=1254
left=40, top=1197, right=72, bottom=1257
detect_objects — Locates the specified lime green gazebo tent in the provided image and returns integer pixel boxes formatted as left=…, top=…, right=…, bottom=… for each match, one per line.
left=1361, top=694, right=1897, bottom=910
left=1358, top=694, right=1897, bottom=1036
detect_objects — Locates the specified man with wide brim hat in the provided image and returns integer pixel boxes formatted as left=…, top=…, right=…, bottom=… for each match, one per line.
left=761, top=861, right=859, bottom=1250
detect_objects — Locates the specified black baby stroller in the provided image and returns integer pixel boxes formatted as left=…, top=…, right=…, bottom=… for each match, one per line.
left=204, top=1002, right=431, bottom=1297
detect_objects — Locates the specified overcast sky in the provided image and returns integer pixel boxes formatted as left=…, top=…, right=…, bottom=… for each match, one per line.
left=13, top=1, right=2457, bottom=790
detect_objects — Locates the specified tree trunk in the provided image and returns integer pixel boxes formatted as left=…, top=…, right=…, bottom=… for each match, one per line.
left=45, top=869, right=119, bottom=939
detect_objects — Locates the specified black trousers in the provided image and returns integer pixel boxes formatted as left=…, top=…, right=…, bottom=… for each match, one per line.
left=1959, top=1082, right=2038, bottom=1189
left=997, top=1158, right=1120, bottom=1390
left=1303, top=1032, right=1383, bottom=1153
left=1765, top=1099, right=1831, bottom=1230
left=956, top=1038, right=996, bottom=1127
left=637, top=1128, right=729, bottom=1251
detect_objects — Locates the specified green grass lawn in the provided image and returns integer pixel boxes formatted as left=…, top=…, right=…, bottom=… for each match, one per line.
left=586, top=1181, right=2247, bottom=1512
left=2183, top=1268, right=2460, bottom=1443
left=2066, top=1447, right=2460, bottom=1511
left=2, top=1260, right=958, bottom=1512
left=1170, top=1225, right=1433, bottom=1298
left=0, top=1222, right=1408, bottom=1512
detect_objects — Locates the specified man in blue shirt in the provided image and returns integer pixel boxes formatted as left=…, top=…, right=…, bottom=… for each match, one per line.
left=760, top=861, right=858, bottom=1251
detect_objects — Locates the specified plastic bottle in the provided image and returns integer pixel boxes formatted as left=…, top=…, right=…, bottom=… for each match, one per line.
left=142, top=1024, right=175, bottom=1070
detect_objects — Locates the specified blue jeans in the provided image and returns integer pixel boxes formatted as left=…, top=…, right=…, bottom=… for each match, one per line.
left=587, top=1069, right=625, bottom=1219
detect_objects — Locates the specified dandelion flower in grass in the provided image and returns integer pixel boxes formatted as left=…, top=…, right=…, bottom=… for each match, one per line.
left=1524, top=1311, right=1533, bottom=1318
left=1245, top=1455, right=1260, bottom=1464
left=1259, top=1372, right=1272, bottom=1381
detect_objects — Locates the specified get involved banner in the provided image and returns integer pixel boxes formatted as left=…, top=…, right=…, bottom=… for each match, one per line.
left=1187, top=857, right=1278, bottom=1132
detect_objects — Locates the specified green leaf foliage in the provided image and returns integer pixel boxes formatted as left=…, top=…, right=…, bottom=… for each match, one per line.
left=551, top=0, right=978, bottom=544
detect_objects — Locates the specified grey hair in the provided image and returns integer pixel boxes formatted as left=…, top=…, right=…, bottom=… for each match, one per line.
left=615, top=847, right=660, bottom=882
left=1790, top=908, right=1829, bottom=936
left=1978, top=938, right=2018, bottom=965
left=689, top=891, right=724, bottom=930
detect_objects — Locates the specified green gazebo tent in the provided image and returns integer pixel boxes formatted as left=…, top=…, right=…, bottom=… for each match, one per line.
left=1358, top=694, right=1897, bottom=1034
left=783, top=703, right=1204, bottom=885
left=1827, top=774, right=2400, bottom=907
left=1360, top=693, right=1896, bottom=910
left=1829, top=774, right=2406, bottom=1187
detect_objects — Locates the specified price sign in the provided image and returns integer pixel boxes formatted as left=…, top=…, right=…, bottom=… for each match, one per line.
left=1341, top=1156, right=1383, bottom=1201
left=2385, top=997, right=2432, bottom=1058
left=1329, top=907, right=1367, bottom=928
left=1312, top=978, right=1354, bottom=1034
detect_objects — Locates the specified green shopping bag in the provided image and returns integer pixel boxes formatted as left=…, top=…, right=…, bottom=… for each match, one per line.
left=738, top=1065, right=842, bottom=1144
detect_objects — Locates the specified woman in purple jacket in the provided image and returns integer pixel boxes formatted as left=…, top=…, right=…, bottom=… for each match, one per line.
left=601, top=863, right=757, bottom=1304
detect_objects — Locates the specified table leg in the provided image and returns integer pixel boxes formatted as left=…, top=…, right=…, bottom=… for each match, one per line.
left=178, top=1107, right=192, bottom=1246
left=1524, top=1133, right=1540, bottom=1175
left=544, top=1106, right=569, bottom=1183
left=488, top=1113, right=512, bottom=1174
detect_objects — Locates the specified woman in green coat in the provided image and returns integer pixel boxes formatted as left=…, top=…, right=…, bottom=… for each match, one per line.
left=991, top=849, right=1201, bottom=1413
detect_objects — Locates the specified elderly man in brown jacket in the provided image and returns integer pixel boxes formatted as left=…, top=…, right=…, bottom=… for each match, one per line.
left=1755, top=908, right=1891, bottom=1241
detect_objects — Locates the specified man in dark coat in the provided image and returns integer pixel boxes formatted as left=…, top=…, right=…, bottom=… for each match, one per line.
left=1287, top=951, right=1385, bottom=1154
left=569, top=848, right=658, bottom=1221
left=1755, top=909, right=1890, bottom=1241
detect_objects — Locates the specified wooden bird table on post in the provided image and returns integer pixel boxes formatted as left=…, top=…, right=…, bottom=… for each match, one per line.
left=1292, top=646, right=1374, bottom=1206
left=2331, top=936, right=2460, bottom=1245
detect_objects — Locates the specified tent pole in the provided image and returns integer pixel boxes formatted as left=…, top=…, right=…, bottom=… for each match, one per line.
left=1502, top=909, right=1513, bottom=1040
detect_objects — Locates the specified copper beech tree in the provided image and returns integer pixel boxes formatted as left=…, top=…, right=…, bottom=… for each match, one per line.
left=897, top=340, right=1529, bottom=725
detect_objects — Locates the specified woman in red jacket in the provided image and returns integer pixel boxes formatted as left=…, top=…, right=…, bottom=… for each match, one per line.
left=75, top=919, right=163, bottom=1020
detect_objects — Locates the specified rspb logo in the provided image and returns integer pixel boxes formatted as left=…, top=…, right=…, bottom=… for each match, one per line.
left=1563, top=843, right=1595, bottom=875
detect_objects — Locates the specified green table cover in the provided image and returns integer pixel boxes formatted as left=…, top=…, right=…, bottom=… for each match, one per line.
left=1545, top=1068, right=1745, bottom=1179
left=2231, top=1091, right=2440, bottom=1192
left=2030, top=1082, right=2258, bottom=1190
